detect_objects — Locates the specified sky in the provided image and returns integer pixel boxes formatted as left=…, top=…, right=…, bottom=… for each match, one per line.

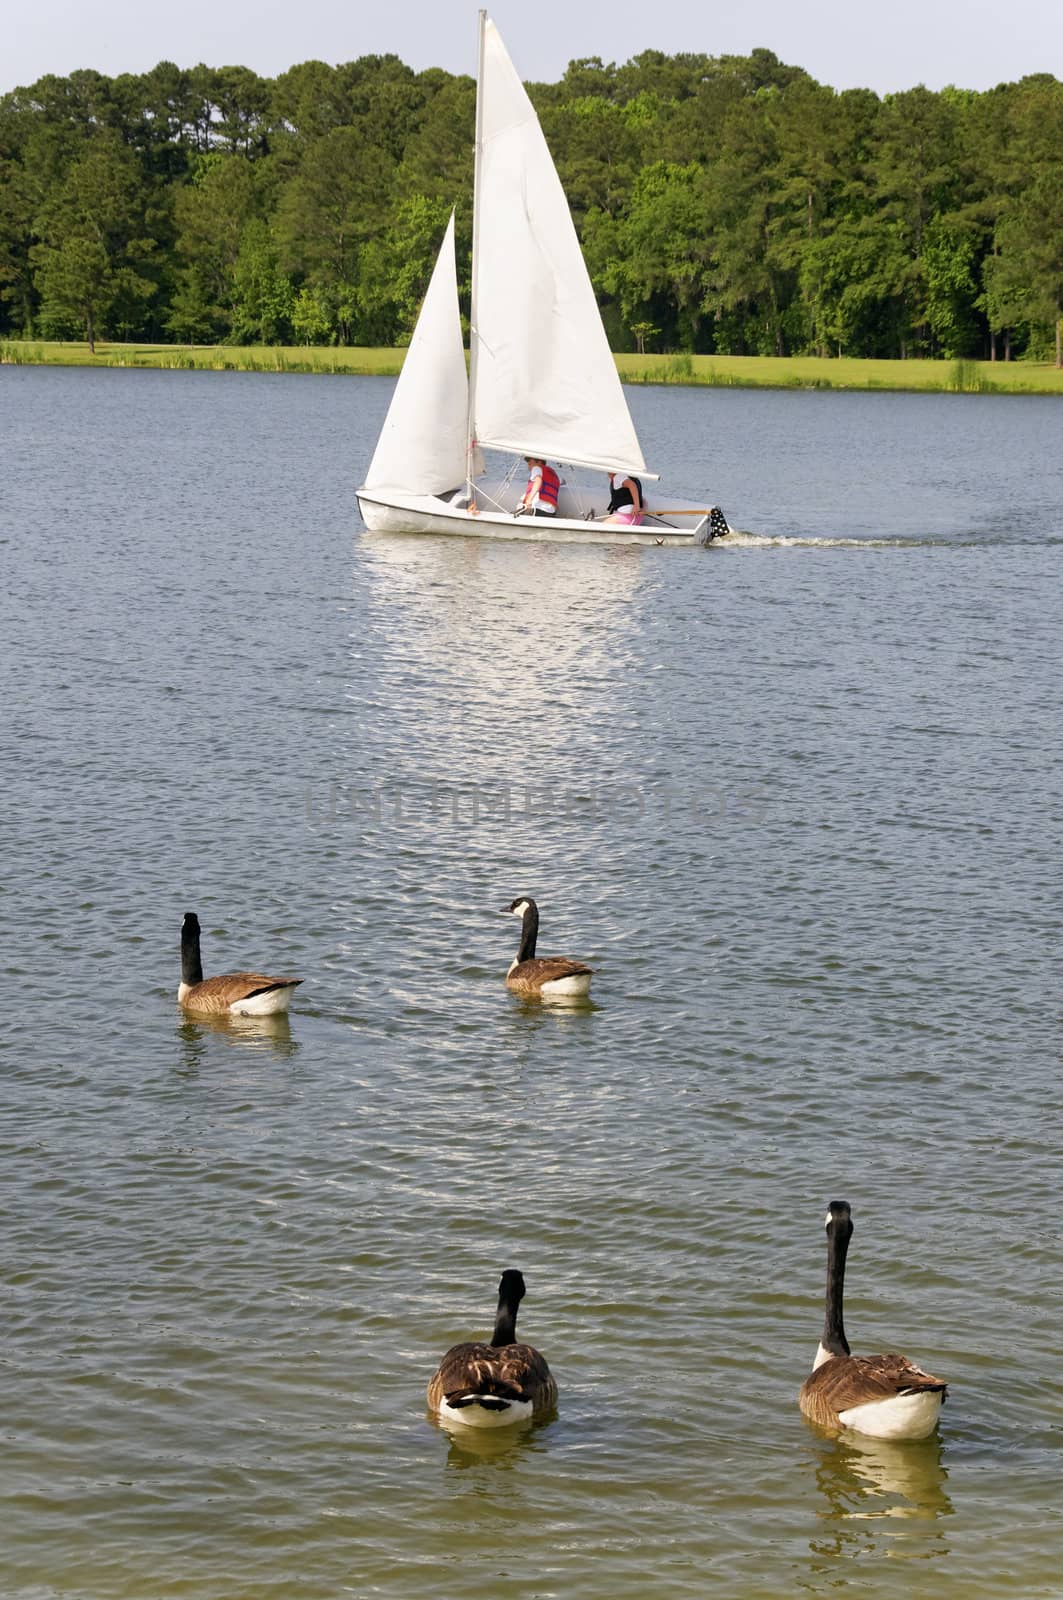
left=4, top=0, right=1062, bottom=97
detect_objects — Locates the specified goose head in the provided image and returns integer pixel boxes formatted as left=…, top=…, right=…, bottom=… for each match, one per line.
left=502, top=897, right=537, bottom=919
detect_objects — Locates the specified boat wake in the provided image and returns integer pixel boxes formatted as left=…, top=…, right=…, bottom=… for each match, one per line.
left=718, top=530, right=943, bottom=549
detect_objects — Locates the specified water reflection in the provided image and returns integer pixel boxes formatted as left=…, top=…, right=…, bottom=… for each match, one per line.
left=428, top=1409, right=551, bottom=1474
left=502, top=996, right=600, bottom=1061
left=834, top=1431, right=953, bottom=1517
left=507, top=992, right=599, bottom=1015
left=175, top=1011, right=300, bottom=1069
left=804, top=1428, right=952, bottom=1577
left=355, top=534, right=642, bottom=710
left=347, top=534, right=655, bottom=872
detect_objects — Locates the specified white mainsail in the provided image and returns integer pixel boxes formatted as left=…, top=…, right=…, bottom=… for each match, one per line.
left=469, top=16, right=646, bottom=476
left=363, top=212, right=468, bottom=496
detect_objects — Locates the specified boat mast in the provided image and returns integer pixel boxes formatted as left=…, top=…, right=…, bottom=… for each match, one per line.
left=466, top=10, right=486, bottom=494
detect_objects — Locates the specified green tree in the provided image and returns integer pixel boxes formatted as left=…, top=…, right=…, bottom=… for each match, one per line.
left=167, top=152, right=259, bottom=339
left=990, top=78, right=1063, bottom=364
left=393, top=73, right=474, bottom=203
left=798, top=219, right=914, bottom=355
left=357, top=194, right=461, bottom=342
left=166, top=148, right=284, bottom=339
left=0, top=150, right=35, bottom=334
left=549, top=56, right=617, bottom=105
left=701, top=97, right=788, bottom=354
left=586, top=161, right=711, bottom=350
left=980, top=238, right=1031, bottom=359
left=291, top=283, right=334, bottom=343
left=271, top=60, right=353, bottom=143
left=30, top=131, right=156, bottom=348
left=230, top=218, right=293, bottom=342
left=543, top=95, right=642, bottom=223
left=2, top=46, right=1062, bottom=360
left=274, top=127, right=394, bottom=342
left=867, top=86, right=970, bottom=353
left=761, top=81, right=876, bottom=354
left=922, top=217, right=980, bottom=354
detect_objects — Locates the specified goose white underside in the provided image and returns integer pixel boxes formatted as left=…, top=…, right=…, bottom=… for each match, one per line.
left=838, top=1389, right=944, bottom=1441
left=178, top=983, right=299, bottom=1017
left=539, top=973, right=593, bottom=998
left=229, top=986, right=298, bottom=1016
left=437, top=1396, right=534, bottom=1429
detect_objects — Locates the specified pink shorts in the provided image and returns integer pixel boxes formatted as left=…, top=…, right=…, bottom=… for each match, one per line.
left=609, top=507, right=643, bottom=526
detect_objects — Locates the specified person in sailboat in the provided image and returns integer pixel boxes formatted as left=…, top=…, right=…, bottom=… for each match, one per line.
left=517, top=458, right=560, bottom=517
left=606, top=470, right=643, bottom=526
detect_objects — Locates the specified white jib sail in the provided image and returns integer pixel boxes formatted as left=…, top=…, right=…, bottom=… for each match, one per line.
left=470, top=17, right=645, bottom=477
left=363, top=213, right=468, bottom=496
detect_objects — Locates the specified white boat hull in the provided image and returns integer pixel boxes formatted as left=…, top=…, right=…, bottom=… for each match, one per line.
left=356, top=489, right=726, bottom=547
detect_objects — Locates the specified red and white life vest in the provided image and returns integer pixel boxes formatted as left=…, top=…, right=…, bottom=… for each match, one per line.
left=534, top=464, right=560, bottom=511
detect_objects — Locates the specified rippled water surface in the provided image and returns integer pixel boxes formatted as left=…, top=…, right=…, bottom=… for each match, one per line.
left=2, top=366, right=1061, bottom=1599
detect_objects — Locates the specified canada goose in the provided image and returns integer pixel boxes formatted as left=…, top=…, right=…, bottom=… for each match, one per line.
left=799, top=1200, right=947, bottom=1441
left=178, top=911, right=302, bottom=1016
left=503, top=897, right=593, bottom=998
left=427, top=1269, right=558, bottom=1428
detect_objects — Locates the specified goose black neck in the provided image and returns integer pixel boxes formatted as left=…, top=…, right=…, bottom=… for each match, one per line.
left=491, top=1274, right=524, bottom=1346
left=822, top=1216, right=852, bottom=1359
left=181, top=914, right=204, bottom=986
left=516, top=903, right=539, bottom=965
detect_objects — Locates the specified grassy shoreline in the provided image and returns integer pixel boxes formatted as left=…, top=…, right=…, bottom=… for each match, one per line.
left=3, top=339, right=1062, bottom=394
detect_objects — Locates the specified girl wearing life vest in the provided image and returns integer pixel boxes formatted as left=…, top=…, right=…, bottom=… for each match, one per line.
left=606, top=470, right=643, bottom=526
left=518, top=457, right=560, bottom=516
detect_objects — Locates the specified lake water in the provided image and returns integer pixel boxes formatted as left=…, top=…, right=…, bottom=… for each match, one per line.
left=2, top=365, right=1060, bottom=1600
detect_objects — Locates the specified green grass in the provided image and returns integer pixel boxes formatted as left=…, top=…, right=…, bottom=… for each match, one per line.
left=3, top=340, right=1063, bottom=394
left=0, top=340, right=405, bottom=375
left=613, top=351, right=1063, bottom=394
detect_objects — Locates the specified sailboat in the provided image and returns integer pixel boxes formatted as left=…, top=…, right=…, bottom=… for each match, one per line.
left=356, top=13, right=732, bottom=547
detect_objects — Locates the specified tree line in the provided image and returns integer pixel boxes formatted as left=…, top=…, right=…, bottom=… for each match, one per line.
left=1, top=50, right=1061, bottom=362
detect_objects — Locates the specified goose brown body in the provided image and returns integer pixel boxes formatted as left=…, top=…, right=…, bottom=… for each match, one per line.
left=798, top=1200, right=947, bottom=1441
left=506, top=956, right=594, bottom=996
left=427, top=1269, right=557, bottom=1427
left=178, top=912, right=302, bottom=1016
left=426, top=1340, right=558, bottom=1416
left=799, top=1351, right=948, bottom=1433
left=503, top=898, right=593, bottom=998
